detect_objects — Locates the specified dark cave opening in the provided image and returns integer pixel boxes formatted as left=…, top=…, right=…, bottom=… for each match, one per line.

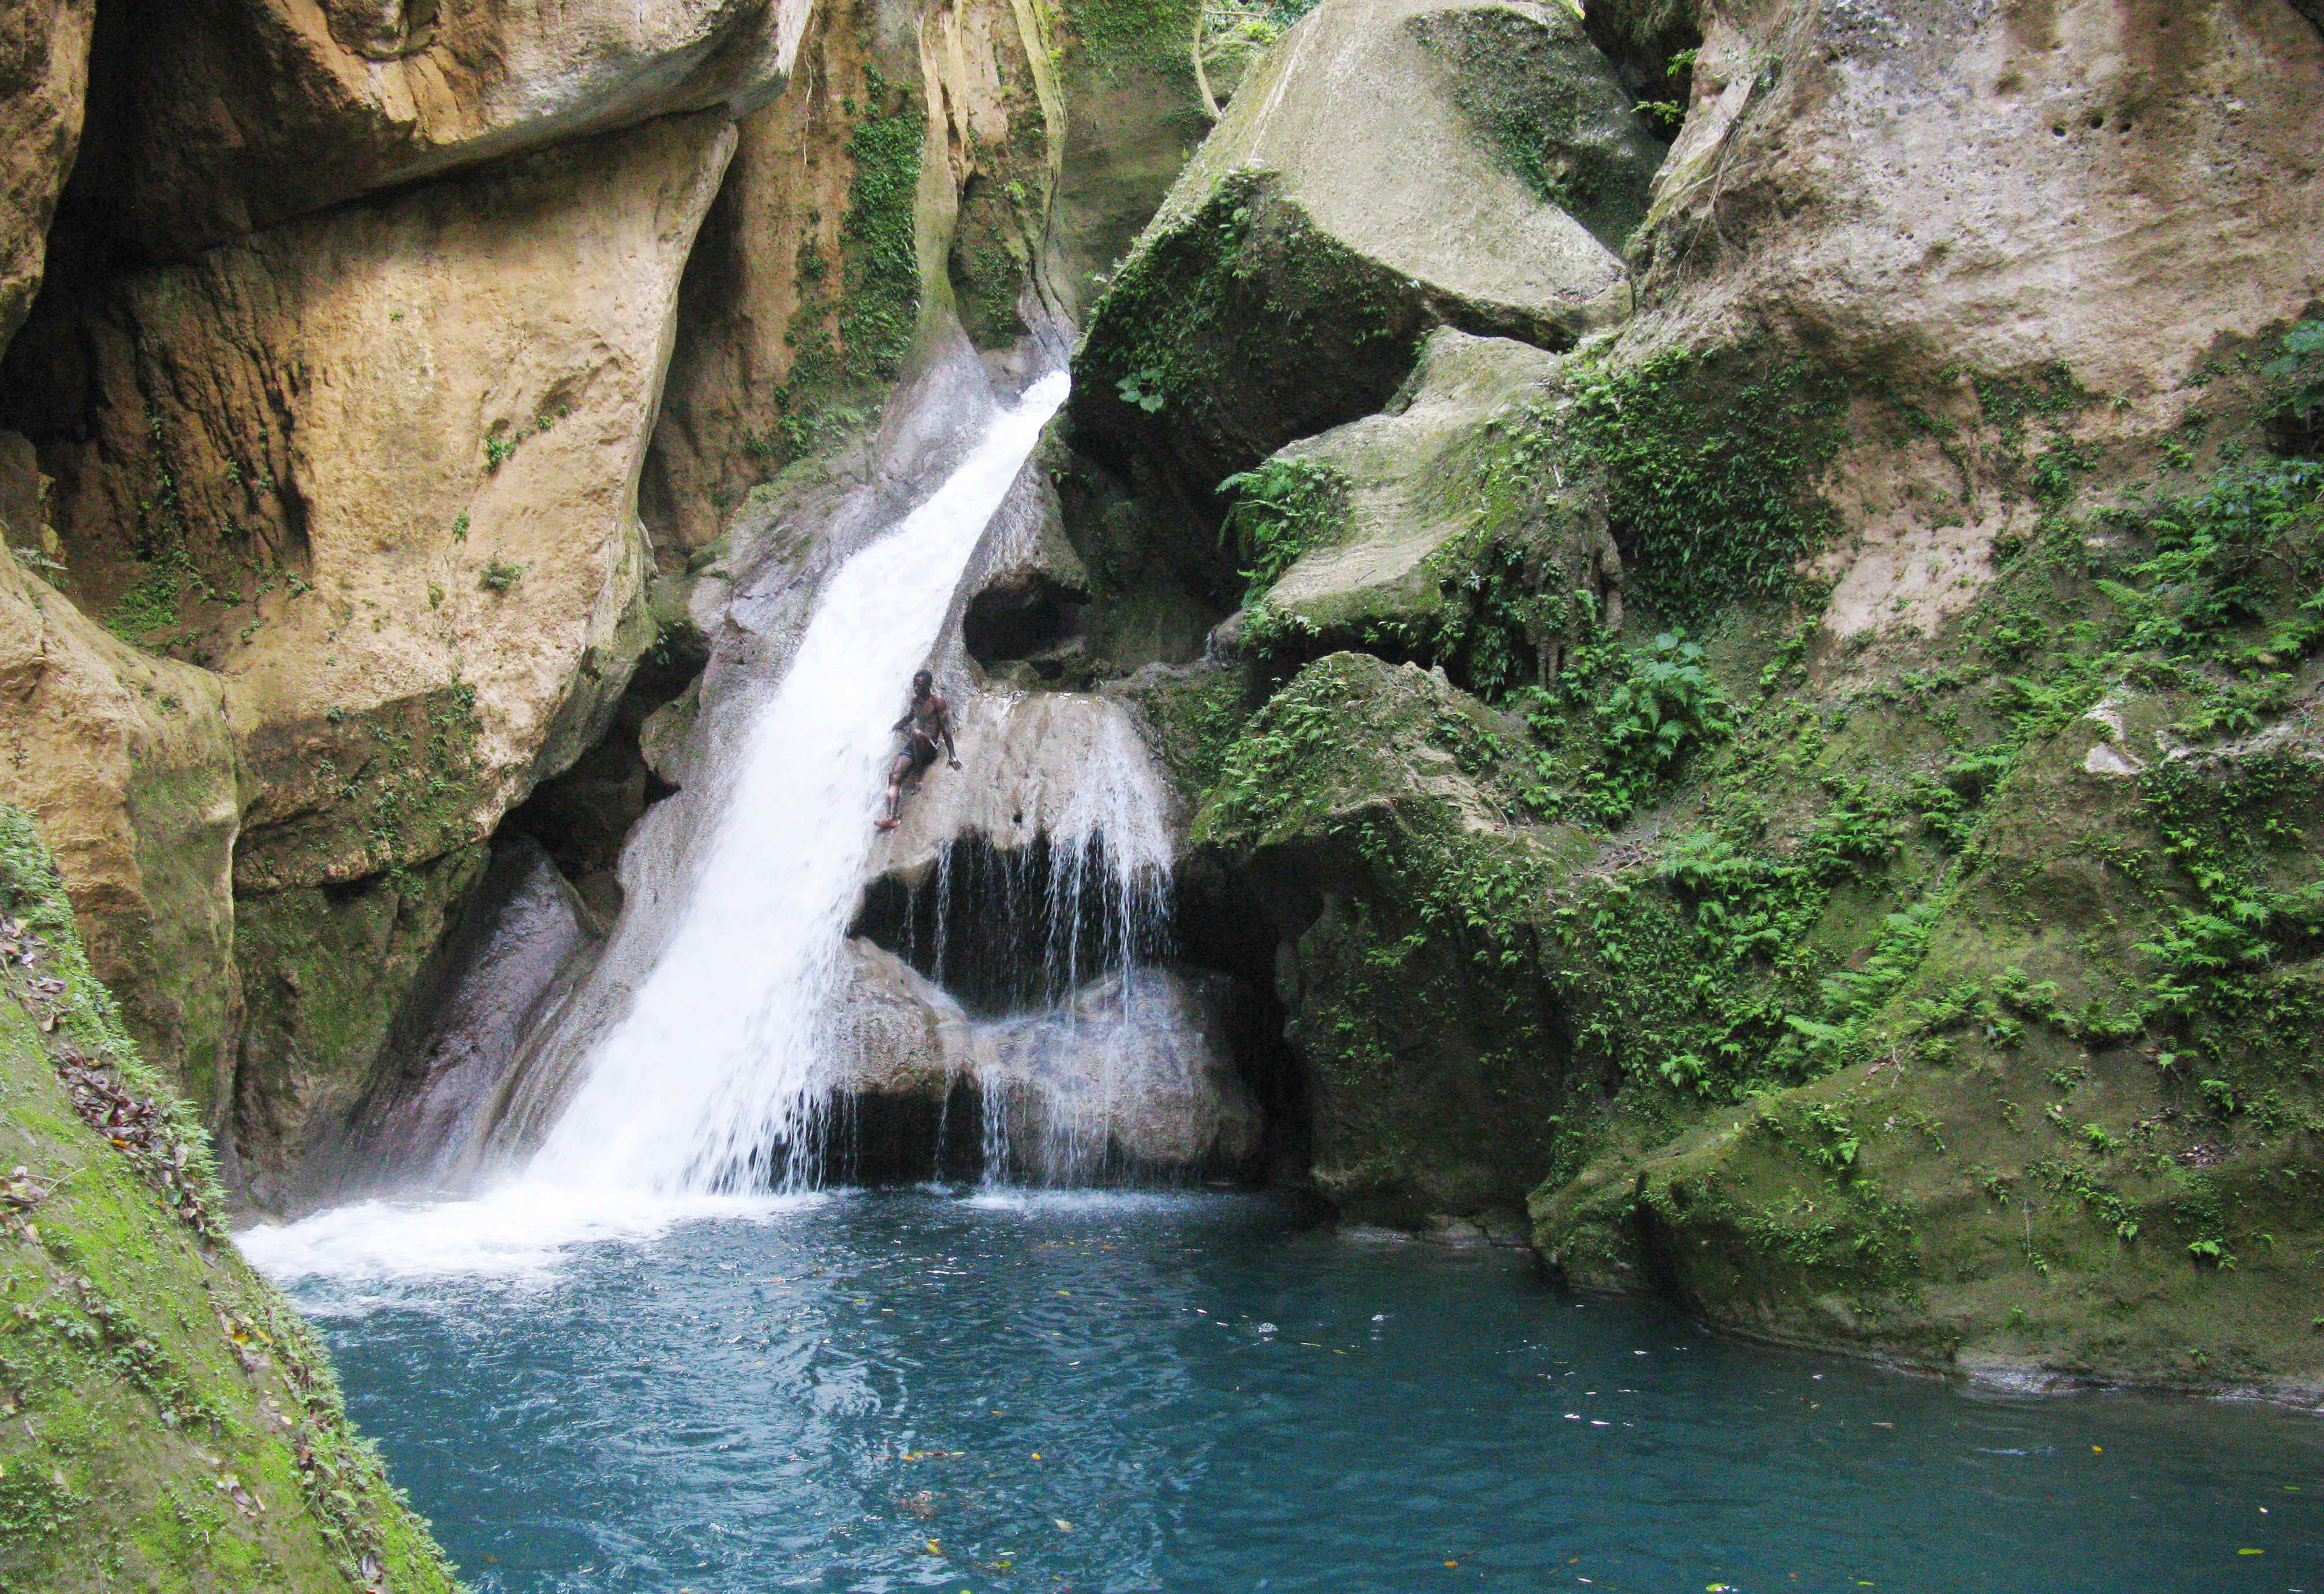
left=501, top=626, right=706, bottom=922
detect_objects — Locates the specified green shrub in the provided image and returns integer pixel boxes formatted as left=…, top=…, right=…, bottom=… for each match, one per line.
left=2115, top=458, right=2324, bottom=658
left=2262, top=318, right=2324, bottom=449
left=1534, top=629, right=1736, bottom=824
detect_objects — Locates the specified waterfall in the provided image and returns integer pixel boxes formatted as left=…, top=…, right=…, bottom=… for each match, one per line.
left=525, top=372, right=1070, bottom=1196
left=837, top=701, right=1260, bottom=1186
left=939, top=709, right=1187, bottom=1183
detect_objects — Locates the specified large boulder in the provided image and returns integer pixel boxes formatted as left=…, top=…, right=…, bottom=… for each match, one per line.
left=1070, top=0, right=1661, bottom=557
left=1188, top=651, right=1592, bottom=1219
left=866, top=688, right=1178, bottom=885
left=1243, top=328, right=1623, bottom=681
left=64, top=0, right=812, bottom=258
left=0, top=0, right=92, bottom=356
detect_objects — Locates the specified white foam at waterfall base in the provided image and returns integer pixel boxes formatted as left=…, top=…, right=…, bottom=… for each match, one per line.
left=236, top=1189, right=829, bottom=1306
left=529, top=371, right=1070, bottom=1194
left=240, top=374, right=1067, bottom=1287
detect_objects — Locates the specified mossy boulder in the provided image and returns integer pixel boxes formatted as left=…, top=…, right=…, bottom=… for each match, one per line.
left=1070, top=0, right=1655, bottom=548
left=1235, top=328, right=1623, bottom=678
left=0, top=805, right=461, bottom=1592
left=1536, top=717, right=2324, bottom=1398
left=1520, top=447, right=2324, bottom=1395
left=1188, top=652, right=1596, bottom=1218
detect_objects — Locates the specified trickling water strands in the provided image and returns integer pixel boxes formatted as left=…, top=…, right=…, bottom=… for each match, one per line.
left=526, top=374, right=1070, bottom=1196
left=976, top=716, right=1179, bottom=1184
left=866, top=705, right=1195, bottom=1185
left=891, top=715, right=1175, bottom=1015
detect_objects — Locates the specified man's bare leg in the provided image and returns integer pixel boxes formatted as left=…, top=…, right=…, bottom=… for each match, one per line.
left=876, top=753, right=909, bottom=830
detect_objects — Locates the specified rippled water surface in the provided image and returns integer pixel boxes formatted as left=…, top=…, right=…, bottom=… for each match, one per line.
left=261, top=1190, right=2323, bottom=1593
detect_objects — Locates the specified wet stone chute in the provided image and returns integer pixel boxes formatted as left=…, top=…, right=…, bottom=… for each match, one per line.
left=521, top=374, right=1071, bottom=1196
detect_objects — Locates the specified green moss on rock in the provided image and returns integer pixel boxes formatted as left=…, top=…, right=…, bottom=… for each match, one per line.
left=1526, top=453, right=2324, bottom=1395
left=1562, top=343, right=1848, bottom=626
left=0, top=805, right=462, bottom=1592
left=1077, top=171, right=1446, bottom=567
left=1411, top=3, right=1666, bottom=250
left=1231, top=329, right=1623, bottom=702
left=1190, top=653, right=1595, bottom=1216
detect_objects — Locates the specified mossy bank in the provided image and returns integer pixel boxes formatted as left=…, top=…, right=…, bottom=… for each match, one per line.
left=0, top=806, right=462, bottom=1592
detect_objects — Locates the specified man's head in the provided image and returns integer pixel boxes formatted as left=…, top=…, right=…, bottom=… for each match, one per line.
left=912, top=670, right=934, bottom=698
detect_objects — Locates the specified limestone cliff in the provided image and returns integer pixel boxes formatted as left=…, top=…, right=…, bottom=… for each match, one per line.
left=0, top=0, right=90, bottom=353
left=1, top=0, right=2318, bottom=1425
left=0, top=0, right=1111, bottom=1215
left=62, top=0, right=815, bottom=259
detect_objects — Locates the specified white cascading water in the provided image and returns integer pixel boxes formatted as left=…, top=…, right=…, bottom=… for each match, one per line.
left=526, top=372, right=1070, bottom=1195
left=928, top=708, right=1187, bottom=1183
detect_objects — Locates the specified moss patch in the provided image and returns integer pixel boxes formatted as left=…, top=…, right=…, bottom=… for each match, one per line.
left=1412, top=3, right=1666, bottom=250
left=1190, top=654, right=1593, bottom=1215
left=1064, top=0, right=1203, bottom=82
left=0, top=805, right=462, bottom=1592
left=1563, top=344, right=1848, bottom=625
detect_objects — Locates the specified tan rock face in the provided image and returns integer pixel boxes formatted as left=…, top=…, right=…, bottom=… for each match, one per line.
left=1616, top=0, right=2324, bottom=648
left=0, top=554, right=245, bottom=1121
left=1638, top=0, right=2324, bottom=396
left=0, top=110, right=737, bottom=1151
left=1151, top=0, right=1649, bottom=340
left=69, top=0, right=811, bottom=257
left=0, top=0, right=92, bottom=354
left=19, top=112, right=737, bottom=895
left=643, top=0, right=1063, bottom=555
left=641, top=0, right=920, bottom=556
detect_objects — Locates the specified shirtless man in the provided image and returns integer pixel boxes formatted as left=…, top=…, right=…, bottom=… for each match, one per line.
left=875, top=670, right=960, bottom=831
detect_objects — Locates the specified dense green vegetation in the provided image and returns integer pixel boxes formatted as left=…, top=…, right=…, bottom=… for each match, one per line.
left=1563, top=346, right=1847, bottom=624
left=1217, top=457, right=1349, bottom=600
left=1153, top=311, right=2324, bottom=1383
